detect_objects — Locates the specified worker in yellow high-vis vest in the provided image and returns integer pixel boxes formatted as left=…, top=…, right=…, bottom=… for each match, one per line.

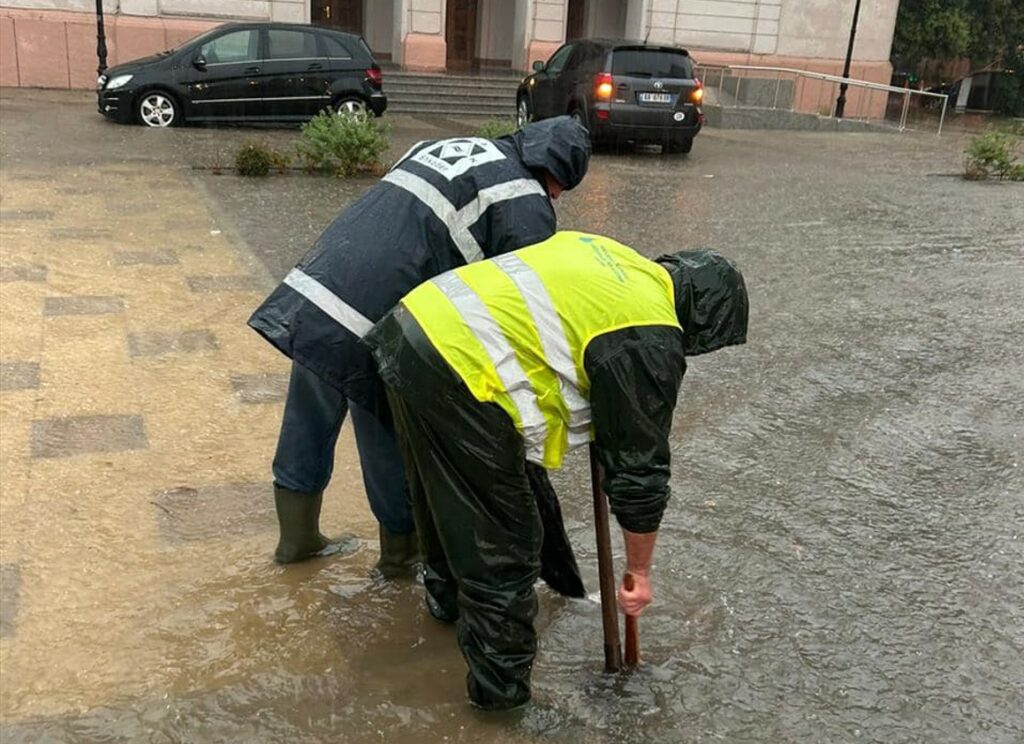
left=364, top=231, right=749, bottom=710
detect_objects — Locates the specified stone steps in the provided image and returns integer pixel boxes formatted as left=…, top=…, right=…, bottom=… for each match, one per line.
left=383, top=71, right=521, bottom=117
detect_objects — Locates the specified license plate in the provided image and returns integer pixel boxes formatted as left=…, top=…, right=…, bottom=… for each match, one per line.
left=638, top=92, right=672, bottom=104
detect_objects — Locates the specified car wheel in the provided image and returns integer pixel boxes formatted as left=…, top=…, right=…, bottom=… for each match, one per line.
left=569, top=106, right=588, bottom=131
left=666, top=137, right=694, bottom=154
left=137, top=91, right=178, bottom=128
left=332, top=96, right=366, bottom=116
left=516, top=96, right=532, bottom=127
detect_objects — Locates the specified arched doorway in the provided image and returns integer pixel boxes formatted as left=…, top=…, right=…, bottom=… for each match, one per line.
left=567, top=0, right=630, bottom=41
left=311, top=0, right=363, bottom=33
left=446, top=0, right=478, bottom=71
left=567, top=0, right=586, bottom=40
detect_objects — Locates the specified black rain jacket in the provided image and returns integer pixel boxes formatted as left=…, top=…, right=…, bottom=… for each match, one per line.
left=590, top=249, right=748, bottom=532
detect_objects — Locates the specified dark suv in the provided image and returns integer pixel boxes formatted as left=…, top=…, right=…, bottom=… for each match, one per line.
left=97, top=22, right=386, bottom=127
left=517, top=39, right=703, bottom=153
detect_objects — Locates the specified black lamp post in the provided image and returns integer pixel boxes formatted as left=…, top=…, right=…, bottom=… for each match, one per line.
left=95, top=0, right=108, bottom=77
left=834, top=0, right=862, bottom=118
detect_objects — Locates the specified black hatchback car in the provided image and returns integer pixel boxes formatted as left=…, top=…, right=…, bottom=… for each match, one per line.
left=517, top=39, right=703, bottom=153
left=97, top=22, right=386, bottom=127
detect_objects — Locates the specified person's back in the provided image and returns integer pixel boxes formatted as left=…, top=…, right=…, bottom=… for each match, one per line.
left=399, top=231, right=681, bottom=467
left=250, top=122, right=589, bottom=407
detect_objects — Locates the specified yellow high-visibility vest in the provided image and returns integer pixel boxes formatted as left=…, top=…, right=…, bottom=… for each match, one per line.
left=402, top=231, right=681, bottom=468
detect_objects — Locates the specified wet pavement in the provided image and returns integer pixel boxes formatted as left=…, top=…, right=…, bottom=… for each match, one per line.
left=1, top=88, right=1022, bottom=743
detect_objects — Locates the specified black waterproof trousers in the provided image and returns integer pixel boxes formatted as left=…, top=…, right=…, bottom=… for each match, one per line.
left=371, top=309, right=542, bottom=711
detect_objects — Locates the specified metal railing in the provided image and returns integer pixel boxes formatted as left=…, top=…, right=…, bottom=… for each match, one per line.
left=693, top=64, right=950, bottom=135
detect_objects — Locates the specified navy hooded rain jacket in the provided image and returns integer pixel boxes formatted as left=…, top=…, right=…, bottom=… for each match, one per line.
left=248, top=117, right=590, bottom=413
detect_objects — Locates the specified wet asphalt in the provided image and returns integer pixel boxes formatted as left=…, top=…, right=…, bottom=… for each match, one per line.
left=1, top=88, right=1022, bottom=743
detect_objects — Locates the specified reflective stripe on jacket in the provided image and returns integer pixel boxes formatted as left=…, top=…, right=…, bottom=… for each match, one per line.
left=401, top=231, right=681, bottom=468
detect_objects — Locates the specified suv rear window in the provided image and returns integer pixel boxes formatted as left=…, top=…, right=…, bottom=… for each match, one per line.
left=611, top=49, right=693, bottom=79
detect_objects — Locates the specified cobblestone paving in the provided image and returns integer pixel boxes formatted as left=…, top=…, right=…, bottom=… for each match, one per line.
left=0, top=147, right=378, bottom=727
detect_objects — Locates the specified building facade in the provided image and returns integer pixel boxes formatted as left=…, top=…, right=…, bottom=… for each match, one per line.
left=0, top=0, right=899, bottom=90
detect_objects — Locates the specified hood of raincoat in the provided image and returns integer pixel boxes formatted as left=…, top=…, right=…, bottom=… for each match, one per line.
left=657, top=250, right=748, bottom=356
left=508, top=116, right=591, bottom=191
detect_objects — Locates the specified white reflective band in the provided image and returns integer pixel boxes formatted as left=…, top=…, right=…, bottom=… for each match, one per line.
left=567, top=425, right=591, bottom=447
left=459, top=178, right=547, bottom=228
left=383, top=171, right=548, bottom=267
left=492, top=253, right=592, bottom=441
left=433, top=271, right=548, bottom=462
left=283, top=268, right=373, bottom=339
left=383, top=169, right=483, bottom=264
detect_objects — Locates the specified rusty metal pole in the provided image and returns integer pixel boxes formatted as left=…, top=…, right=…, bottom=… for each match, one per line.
left=623, top=574, right=640, bottom=668
left=590, top=443, right=622, bottom=673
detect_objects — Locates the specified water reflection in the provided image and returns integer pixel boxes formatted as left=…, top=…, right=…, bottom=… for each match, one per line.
left=2, top=129, right=1022, bottom=743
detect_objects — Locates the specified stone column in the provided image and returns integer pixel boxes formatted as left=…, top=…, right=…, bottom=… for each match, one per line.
left=270, top=0, right=307, bottom=23
left=623, top=0, right=650, bottom=40
left=522, top=0, right=566, bottom=71
left=399, top=0, right=446, bottom=72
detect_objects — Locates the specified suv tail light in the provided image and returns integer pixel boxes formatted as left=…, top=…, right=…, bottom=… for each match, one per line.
left=594, top=72, right=613, bottom=101
left=366, top=67, right=383, bottom=87
left=690, top=78, right=704, bottom=104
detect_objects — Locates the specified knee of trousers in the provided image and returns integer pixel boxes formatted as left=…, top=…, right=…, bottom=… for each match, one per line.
left=272, top=462, right=331, bottom=495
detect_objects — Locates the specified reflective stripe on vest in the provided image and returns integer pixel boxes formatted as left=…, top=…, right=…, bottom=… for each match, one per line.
left=432, top=271, right=549, bottom=462
left=402, top=231, right=680, bottom=468
left=491, top=253, right=592, bottom=448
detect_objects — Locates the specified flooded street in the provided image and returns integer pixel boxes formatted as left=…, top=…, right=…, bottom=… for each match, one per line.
left=1, top=90, right=1022, bottom=742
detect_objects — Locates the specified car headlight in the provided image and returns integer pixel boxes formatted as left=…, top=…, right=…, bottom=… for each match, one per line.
left=105, top=74, right=134, bottom=90
left=96, top=74, right=107, bottom=89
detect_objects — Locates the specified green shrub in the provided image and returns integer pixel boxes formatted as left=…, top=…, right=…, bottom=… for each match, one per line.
left=963, top=130, right=1022, bottom=181
left=295, top=109, right=391, bottom=177
left=474, top=117, right=521, bottom=139
left=234, top=141, right=290, bottom=177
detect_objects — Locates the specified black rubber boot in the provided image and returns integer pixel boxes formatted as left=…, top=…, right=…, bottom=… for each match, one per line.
left=273, top=485, right=347, bottom=564
left=374, top=524, right=421, bottom=579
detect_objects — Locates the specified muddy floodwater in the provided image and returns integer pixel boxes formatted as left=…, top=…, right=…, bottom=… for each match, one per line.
left=1, top=91, right=1022, bottom=742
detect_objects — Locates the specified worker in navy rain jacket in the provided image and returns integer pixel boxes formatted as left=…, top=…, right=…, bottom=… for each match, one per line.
left=248, top=117, right=591, bottom=575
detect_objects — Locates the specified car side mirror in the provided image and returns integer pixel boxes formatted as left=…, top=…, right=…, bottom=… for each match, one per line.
left=532, top=60, right=545, bottom=72
left=193, top=55, right=207, bottom=71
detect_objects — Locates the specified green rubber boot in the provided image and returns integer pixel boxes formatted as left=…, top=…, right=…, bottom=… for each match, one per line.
left=374, top=524, right=421, bottom=579
left=273, top=485, right=349, bottom=564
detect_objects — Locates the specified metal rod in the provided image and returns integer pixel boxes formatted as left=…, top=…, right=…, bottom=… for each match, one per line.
left=835, top=0, right=862, bottom=118
left=938, top=94, right=947, bottom=136
left=899, top=89, right=910, bottom=131
left=623, top=573, right=640, bottom=668
left=590, top=444, right=622, bottom=674
left=95, top=0, right=108, bottom=76
left=772, top=74, right=782, bottom=109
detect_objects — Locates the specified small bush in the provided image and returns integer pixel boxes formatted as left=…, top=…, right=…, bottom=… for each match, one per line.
left=474, top=117, right=521, bottom=139
left=963, top=130, right=1022, bottom=181
left=296, top=109, right=390, bottom=177
left=234, top=141, right=290, bottom=177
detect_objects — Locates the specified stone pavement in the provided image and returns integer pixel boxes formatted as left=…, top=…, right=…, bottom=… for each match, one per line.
left=0, top=156, right=377, bottom=720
